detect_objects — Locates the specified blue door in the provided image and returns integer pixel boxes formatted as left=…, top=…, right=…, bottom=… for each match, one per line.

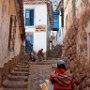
left=25, top=33, right=33, bottom=52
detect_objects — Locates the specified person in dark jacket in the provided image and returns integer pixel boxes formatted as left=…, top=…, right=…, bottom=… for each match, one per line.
left=50, top=60, right=73, bottom=90
left=37, top=48, right=44, bottom=61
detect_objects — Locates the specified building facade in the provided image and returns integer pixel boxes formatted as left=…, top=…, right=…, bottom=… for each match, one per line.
left=63, top=0, right=90, bottom=89
left=24, top=0, right=53, bottom=54
left=51, top=0, right=64, bottom=47
left=0, top=0, right=25, bottom=86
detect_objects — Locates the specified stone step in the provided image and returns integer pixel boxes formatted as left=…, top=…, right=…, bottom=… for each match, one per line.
left=20, top=60, right=29, bottom=63
left=18, top=62, right=28, bottom=65
left=17, top=62, right=28, bottom=66
left=46, top=60, right=57, bottom=63
left=47, top=60, right=58, bottom=62
left=3, top=80, right=27, bottom=89
left=13, top=67, right=29, bottom=72
left=3, top=88, right=26, bottom=90
left=30, top=62, right=56, bottom=65
left=29, top=60, right=58, bottom=65
left=8, top=74, right=28, bottom=81
left=10, top=70, right=29, bottom=76
left=47, top=57, right=60, bottom=60
left=16, top=65, right=29, bottom=68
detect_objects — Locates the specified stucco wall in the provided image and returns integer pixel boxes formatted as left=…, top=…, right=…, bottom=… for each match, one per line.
left=0, top=0, right=22, bottom=67
left=64, top=0, right=73, bottom=37
left=63, top=0, right=90, bottom=89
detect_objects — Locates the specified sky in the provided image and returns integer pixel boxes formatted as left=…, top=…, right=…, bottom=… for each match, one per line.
left=50, top=0, right=61, bottom=11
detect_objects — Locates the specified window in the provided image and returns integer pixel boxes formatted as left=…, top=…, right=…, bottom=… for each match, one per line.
left=8, top=15, right=16, bottom=51
left=25, top=9, right=34, bottom=26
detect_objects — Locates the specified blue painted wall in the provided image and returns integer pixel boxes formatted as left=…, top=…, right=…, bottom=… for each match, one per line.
left=53, top=10, right=59, bottom=31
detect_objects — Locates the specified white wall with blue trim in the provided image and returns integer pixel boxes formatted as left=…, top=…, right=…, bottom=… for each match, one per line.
left=24, top=3, right=49, bottom=53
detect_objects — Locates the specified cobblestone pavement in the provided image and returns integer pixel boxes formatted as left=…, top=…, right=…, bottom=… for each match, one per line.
left=28, top=63, right=53, bottom=90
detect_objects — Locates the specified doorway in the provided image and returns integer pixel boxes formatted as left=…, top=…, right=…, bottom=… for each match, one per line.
left=25, top=32, right=33, bottom=52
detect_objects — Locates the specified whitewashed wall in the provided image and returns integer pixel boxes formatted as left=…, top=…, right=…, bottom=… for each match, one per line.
left=24, top=4, right=48, bottom=52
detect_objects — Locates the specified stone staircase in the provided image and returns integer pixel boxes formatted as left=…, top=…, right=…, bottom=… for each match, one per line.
left=2, top=60, right=29, bottom=90
left=47, top=45, right=62, bottom=60
left=30, top=60, right=58, bottom=70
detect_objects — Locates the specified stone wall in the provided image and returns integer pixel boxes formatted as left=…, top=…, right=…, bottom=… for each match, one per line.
left=0, top=0, right=24, bottom=87
left=63, top=0, right=90, bottom=89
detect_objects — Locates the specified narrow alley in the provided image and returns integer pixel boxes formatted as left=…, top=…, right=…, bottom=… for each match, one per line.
left=28, top=61, right=54, bottom=90
left=0, top=0, right=90, bottom=90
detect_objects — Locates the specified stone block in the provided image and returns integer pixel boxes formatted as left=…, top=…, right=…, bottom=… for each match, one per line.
left=86, top=78, right=90, bottom=87
left=86, top=87, right=90, bottom=90
left=0, top=68, right=3, bottom=87
left=73, top=84, right=79, bottom=90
